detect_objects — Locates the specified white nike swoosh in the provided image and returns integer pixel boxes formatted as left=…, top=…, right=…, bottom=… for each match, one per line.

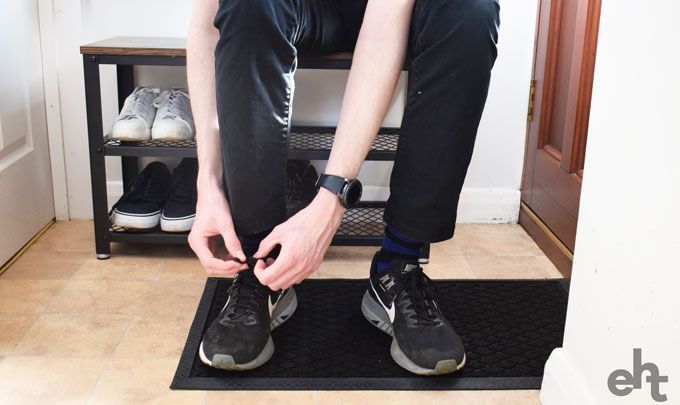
left=268, top=294, right=278, bottom=316
left=220, top=295, right=231, bottom=312
left=370, top=280, right=395, bottom=323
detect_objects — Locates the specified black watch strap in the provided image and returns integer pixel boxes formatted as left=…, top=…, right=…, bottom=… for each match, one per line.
left=315, top=174, right=347, bottom=195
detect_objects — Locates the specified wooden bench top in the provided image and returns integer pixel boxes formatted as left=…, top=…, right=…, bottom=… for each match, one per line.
left=80, top=36, right=354, bottom=63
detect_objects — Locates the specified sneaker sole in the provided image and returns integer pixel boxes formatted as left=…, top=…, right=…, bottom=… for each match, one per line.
left=151, top=121, right=194, bottom=141
left=110, top=209, right=160, bottom=229
left=199, top=287, right=298, bottom=371
left=360, top=290, right=466, bottom=376
left=160, top=214, right=195, bottom=232
left=111, top=120, right=151, bottom=141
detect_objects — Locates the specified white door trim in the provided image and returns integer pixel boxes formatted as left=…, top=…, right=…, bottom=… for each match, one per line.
left=37, top=0, right=70, bottom=220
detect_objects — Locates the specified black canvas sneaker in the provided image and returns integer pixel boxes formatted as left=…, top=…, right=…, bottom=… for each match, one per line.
left=199, top=268, right=298, bottom=370
left=160, top=158, right=198, bottom=232
left=285, top=160, right=318, bottom=217
left=361, top=252, right=466, bottom=375
left=110, top=161, right=171, bottom=229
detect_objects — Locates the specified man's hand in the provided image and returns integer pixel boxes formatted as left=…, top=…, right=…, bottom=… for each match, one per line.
left=253, top=190, right=345, bottom=290
left=188, top=183, right=247, bottom=276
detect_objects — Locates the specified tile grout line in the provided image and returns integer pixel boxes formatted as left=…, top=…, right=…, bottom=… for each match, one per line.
left=84, top=357, right=113, bottom=405
left=4, top=275, right=73, bottom=357
left=84, top=313, right=136, bottom=404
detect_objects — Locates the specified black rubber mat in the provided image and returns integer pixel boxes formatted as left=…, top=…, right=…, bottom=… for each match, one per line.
left=171, top=278, right=568, bottom=390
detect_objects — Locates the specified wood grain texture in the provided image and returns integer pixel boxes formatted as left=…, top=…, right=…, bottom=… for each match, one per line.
left=80, top=36, right=354, bottom=62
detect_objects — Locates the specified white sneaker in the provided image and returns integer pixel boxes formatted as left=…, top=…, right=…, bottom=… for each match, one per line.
left=110, top=87, right=160, bottom=141
left=151, top=88, right=195, bottom=141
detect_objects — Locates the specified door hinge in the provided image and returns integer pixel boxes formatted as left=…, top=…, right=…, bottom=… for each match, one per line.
left=527, top=79, right=536, bottom=122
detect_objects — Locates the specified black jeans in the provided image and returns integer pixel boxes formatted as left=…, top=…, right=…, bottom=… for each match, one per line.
left=213, top=0, right=500, bottom=242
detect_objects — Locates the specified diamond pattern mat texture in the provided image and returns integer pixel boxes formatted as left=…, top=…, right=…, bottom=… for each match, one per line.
left=172, top=278, right=567, bottom=390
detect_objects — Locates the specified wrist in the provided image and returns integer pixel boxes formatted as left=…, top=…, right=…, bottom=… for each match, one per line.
left=314, top=187, right=346, bottom=217
left=197, top=173, right=223, bottom=196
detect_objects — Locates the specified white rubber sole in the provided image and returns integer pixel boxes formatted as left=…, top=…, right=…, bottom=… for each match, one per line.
left=111, top=119, right=151, bottom=141
left=361, top=290, right=466, bottom=375
left=199, top=287, right=298, bottom=371
left=151, top=120, right=194, bottom=140
left=160, top=214, right=195, bottom=232
left=110, top=208, right=160, bottom=229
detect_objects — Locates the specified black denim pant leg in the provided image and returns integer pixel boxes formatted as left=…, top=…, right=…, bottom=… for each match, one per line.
left=213, top=0, right=353, bottom=235
left=384, top=0, right=501, bottom=243
left=213, top=0, right=300, bottom=236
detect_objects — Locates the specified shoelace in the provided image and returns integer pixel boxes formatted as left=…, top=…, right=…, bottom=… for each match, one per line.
left=166, top=165, right=196, bottom=204
left=221, top=261, right=269, bottom=323
left=397, top=266, right=442, bottom=326
left=223, top=276, right=268, bottom=323
left=121, top=87, right=158, bottom=119
left=115, top=167, right=166, bottom=207
left=153, top=88, right=190, bottom=120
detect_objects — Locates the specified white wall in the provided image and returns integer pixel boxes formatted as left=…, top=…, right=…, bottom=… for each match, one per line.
left=540, top=1, right=680, bottom=404
left=45, top=0, right=537, bottom=222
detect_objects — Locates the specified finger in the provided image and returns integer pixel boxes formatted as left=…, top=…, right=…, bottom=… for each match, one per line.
left=253, top=231, right=281, bottom=259
left=255, top=253, right=290, bottom=287
left=253, top=257, right=276, bottom=283
left=222, top=231, right=245, bottom=262
left=190, top=234, right=245, bottom=274
left=253, top=259, right=268, bottom=278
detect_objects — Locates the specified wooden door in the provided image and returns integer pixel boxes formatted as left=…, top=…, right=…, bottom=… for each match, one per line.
left=0, top=0, right=55, bottom=266
left=520, top=0, right=601, bottom=276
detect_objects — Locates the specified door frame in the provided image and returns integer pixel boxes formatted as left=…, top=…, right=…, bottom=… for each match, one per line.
left=38, top=0, right=70, bottom=220
left=520, top=0, right=602, bottom=277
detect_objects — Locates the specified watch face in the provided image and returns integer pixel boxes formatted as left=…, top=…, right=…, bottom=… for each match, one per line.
left=344, top=179, right=362, bottom=207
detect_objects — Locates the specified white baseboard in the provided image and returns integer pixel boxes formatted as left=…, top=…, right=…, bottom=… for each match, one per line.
left=540, top=348, right=598, bottom=405
left=107, top=182, right=519, bottom=224
left=362, top=186, right=520, bottom=223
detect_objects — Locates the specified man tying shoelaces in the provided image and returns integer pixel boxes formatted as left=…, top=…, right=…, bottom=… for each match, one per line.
left=187, top=0, right=499, bottom=375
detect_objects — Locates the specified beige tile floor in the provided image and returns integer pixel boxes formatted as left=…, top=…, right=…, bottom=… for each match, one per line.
left=0, top=220, right=562, bottom=405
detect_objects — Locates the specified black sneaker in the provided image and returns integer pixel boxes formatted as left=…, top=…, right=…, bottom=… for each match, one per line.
left=111, top=161, right=171, bottom=229
left=285, top=160, right=318, bottom=217
left=361, top=252, right=466, bottom=375
left=199, top=268, right=298, bottom=370
left=161, top=158, right=198, bottom=232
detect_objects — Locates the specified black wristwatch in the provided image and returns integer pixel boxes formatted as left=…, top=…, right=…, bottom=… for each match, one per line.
left=315, top=174, right=362, bottom=208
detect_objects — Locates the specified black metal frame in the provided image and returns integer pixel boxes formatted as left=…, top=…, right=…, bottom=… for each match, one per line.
left=82, top=51, right=430, bottom=261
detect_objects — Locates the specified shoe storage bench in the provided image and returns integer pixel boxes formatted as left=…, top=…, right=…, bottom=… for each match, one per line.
left=81, top=37, right=430, bottom=261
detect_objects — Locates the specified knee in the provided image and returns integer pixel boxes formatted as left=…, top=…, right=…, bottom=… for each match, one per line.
left=422, top=0, right=500, bottom=44
left=213, top=0, right=296, bottom=39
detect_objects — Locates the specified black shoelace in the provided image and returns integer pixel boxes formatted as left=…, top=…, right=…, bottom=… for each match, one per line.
left=166, top=167, right=196, bottom=204
left=398, top=266, right=442, bottom=326
left=221, top=268, right=268, bottom=323
left=118, top=171, right=166, bottom=206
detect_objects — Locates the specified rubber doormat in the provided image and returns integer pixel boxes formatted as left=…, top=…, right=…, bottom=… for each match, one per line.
left=171, top=278, right=568, bottom=390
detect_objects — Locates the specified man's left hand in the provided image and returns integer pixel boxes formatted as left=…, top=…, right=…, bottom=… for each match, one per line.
left=253, top=189, right=345, bottom=290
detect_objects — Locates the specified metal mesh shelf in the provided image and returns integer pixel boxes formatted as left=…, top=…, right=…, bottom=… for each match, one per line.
left=288, top=126, right=399, bottom=160
left=103, top=126, right=399, bottom=160
left=103, top=137, right=197, bottom=157
left=109, top=202, right=385, bottom=246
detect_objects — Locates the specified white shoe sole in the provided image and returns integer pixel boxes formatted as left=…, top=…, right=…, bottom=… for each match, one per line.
left=160, top=214, right=195, bottom=232
left=110, top=208, right=160, bottom=229
left=151, top=120, right=194, bottom=141
left=111, top=119, right=151, bottom=141
left=361, top=290, right=466, bottom=375
left=199, top=288, right=298, bottom=371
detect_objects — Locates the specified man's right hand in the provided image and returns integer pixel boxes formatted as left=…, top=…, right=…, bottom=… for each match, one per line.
left=188, top=185, right=247, bottom=275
